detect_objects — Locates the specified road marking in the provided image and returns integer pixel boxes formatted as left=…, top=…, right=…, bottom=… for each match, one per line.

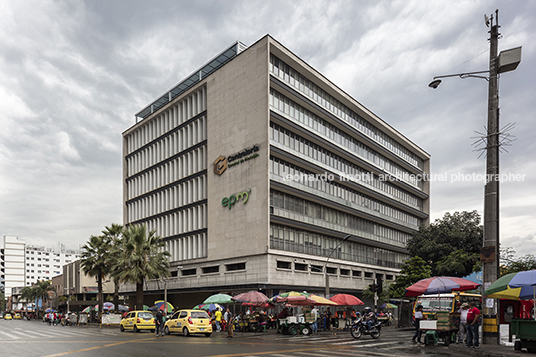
left=206, top=345, right=353, bottom=357
left=0, top=330, right=20, bottom=339
left=43, top=340, right=136, bottom=357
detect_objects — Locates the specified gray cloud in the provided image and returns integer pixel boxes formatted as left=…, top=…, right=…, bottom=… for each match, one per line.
left=1, top=0, right=534, bottom=260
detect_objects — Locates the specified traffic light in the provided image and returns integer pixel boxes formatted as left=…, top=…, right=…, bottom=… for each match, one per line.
left=376, top=277, right=383, bottom=295
left=369, top=283, right=378, bottom=292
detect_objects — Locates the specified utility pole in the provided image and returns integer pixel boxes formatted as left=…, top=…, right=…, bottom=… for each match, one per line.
left=482, top=9, right=500, bottom=346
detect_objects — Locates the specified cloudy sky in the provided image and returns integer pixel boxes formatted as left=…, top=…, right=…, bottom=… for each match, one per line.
left=1, top=0, right=535, bottom=258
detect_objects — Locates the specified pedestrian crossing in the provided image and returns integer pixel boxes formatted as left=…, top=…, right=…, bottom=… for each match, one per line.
left=246, top=332, right=403, bottom=349
left=0, top=324, right=120, bottom=340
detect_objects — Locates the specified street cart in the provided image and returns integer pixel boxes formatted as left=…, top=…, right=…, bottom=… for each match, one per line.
left=511, top=319, right=536, bottom=353
left=419, top=311, right=459, bottom=346
left=278, top=315, right=314, bottom=335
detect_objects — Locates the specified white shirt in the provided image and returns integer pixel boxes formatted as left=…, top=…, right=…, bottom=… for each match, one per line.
left=459, top=308, right=469, bottom=323
left=415, top=310, right=424, bottom=319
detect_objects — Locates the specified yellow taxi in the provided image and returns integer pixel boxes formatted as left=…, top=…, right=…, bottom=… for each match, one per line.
left=14, top=313, right=21, bottom=319
left=164, top=309, right=212, bottom=337
left=4, top=313, right=13, bottom=320
left=119, top=311, right=155, bottom=333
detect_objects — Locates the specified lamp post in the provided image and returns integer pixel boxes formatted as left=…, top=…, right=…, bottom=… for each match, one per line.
left=428, top=10, right=521, bottom=345
left=163, top=266, right=182, bottom=317
left=325, top=235, right=351, bottom=297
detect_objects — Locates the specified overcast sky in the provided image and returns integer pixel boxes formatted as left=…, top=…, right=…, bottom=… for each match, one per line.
left=1, top=0, right=534, bottom=259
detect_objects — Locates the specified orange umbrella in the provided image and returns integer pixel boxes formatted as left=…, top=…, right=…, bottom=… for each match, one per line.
left=329, top=294, right=364, bottom=306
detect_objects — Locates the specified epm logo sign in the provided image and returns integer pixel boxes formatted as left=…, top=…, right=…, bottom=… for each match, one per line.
left=222, top=189, right=251, bottom=210
left=213, top=145, right=259, bottom=176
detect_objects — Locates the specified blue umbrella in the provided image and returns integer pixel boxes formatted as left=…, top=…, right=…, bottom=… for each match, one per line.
left=508, top=270, right=536, bottom=321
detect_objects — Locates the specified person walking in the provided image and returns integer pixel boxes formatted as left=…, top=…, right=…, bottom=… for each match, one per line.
left=457, top=303, right=469, bottom=344
left=155, top=310, right=164, bottom=337
left=224, top=308, right=234, bottom=338
left=412, top=305, right=425, bottom=344
left=466, top=301, right=481, bottom=348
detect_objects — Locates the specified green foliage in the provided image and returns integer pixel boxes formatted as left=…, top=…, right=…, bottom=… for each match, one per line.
left=500, top=247, right=536, bottom=276
left=110, top=224, right=170, bottom=310
left=407, top=211, right=483, bottom=276
left=389, top=256, right=432, bottom=298
left=81, top=234, right=109, bottom=315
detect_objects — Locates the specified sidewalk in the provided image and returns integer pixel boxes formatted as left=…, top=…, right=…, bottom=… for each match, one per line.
left=449, top=343, right=521, bottom=357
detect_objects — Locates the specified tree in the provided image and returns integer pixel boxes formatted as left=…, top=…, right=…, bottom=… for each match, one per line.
left=389, top=256, right=432, bottom=298
left=21, top=286, right=38, bottom=312
left=406, top=211, right=483, bottom=277
left=111, top=225, right=170, bottom=310
left=101, top=223, right=124, bottom=309
left=500, top=247, right=536, bottom=276
left=80, top=235, right=109, bottom=319
left=33, top=280, right=54, bottom=318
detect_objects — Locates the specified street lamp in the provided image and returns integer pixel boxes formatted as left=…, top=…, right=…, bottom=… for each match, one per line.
left=324, top=235, right=351, bottom=297
left=428, top=9, right=521, bottom=345
left=163, top=265, right=182, bottom=317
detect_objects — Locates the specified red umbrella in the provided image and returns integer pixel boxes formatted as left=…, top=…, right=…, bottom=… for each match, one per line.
left=273, top=295, right=316, bottom=306
left=242, top=302, right=276, bottom=309
left=404, top=276, right=481, bottom=297
left=329, top=294, right=364, bottom=306
left=231, top=291, right=269, bottom=305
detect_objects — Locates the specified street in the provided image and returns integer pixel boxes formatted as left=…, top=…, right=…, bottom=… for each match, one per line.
left=0, top=319, right=477, bottom=357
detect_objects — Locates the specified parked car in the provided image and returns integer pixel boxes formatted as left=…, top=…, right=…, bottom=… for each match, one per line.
left=164, top=309, right=212, bottom=337
left=14, top=313, right=21, bottom=319
left=119, top=311, right=155, bottom=333
left=4, top=313, right=13, bottom=320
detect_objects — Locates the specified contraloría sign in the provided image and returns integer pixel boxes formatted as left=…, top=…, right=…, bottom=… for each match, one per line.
left=213, top=144, right=260, bottom=176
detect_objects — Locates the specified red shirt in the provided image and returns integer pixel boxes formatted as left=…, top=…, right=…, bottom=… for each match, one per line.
left=467, top=307, right=480, bottom=324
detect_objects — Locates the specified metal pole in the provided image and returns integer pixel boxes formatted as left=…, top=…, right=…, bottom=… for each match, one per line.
left=324, top=235, right=351, bottom=297
left=482, top=9, right=500, bottom=345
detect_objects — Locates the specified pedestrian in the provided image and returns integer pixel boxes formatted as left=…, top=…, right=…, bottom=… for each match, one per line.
left=311, top=306, right=318, bottom=333
left=155, top=310, right=164, bottom=337
left=326, top=307, right=332, bottom=330
left=457, top=303, right=469, bottom=344
left=224, top=308, right=234, bottom=338
left=466, top=301, right=481, bottom=348
left=412, top=305, right=425, bottom=344
left=215, top=308, right=222, bottom=332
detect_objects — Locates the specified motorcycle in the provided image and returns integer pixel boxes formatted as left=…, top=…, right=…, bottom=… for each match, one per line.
left=350, top=317, right=382, bottom=339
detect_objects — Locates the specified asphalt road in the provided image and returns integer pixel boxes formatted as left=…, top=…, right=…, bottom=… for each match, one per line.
left=0, top=319, right=474, bottom=357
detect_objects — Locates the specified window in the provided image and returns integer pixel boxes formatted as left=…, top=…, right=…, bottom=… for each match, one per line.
left=294, top=263, right=308, bottom=271
left=364, top=272, right=374, bottom=278
left=386, top=274, right=394, bottom=280
left=226, top=263, right=246, bottom=272
left=310, top=265, right=323, bottom=273
left=352, top=270, right=361, bottom=277
left=326, top=267, right=337, bottom=275
left=202, top=266, right=219, bottom=274
left=276, top=261, right=291, bottom=270
left=340, top=269, right=350, bottom=276
left=181, top=268, right=197, bottom=276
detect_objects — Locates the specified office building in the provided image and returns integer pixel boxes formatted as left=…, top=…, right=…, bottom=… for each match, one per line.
left=122, top=36, right=430, bottom=305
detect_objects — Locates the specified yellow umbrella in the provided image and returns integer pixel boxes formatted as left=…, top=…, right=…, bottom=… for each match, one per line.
left=309, top=294, right=339, bottom=306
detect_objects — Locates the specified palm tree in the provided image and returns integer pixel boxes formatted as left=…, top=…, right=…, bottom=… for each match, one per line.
left=101, top=223, right=124, bottom=309
left=80, top=235, right=109, bottom=319
left=34, top=280, right=54, bottom=318
left=21, top=286, right=37, bottom=313
left=111, top=224, right=170, bottom=310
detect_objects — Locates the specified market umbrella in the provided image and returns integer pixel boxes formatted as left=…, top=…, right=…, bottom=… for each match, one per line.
left=118, top=305, right=130, bottom=312
left=154, top=300, right=174, bottom=313
left=103, top=302, right=114, bottom=310
left=329, top=293, right=364, bottom=306
left=231, top=291, right=269, bottom=306
left=309, top=294, right=339, bottom=306
left=193, top=304, right=207, bottom=310
left=380, top=303, right=397, bottom=309
left=45, top=308, right=56, bottom=313
left=143, top=305, right=150, bottom=311
left=203, top=293, right=233, bottom=304
left=270, top=292, right=316, bottom=306
left=484, top=270, right=536, bottom=320
left=404, top=276, right=481, bottom=297
left=242, top=302, right=276, bottom=309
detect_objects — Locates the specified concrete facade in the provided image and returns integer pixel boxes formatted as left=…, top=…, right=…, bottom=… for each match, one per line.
left=122, top=35, right=430, bottom=307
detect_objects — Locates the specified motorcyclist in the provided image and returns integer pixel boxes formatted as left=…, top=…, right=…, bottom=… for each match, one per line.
left=363, top=307, right=376, bottom=330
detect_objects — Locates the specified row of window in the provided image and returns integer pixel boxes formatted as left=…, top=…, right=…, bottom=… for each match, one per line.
left=127, top=173, right=207, bottom=222
left=270, top=89, right=423, bottom=189
left=276, top=261, right=394, bottom=280
left=270, top=224, right=408, bottom=269
left=136, top=203, right=207, bottom=240
left=270, top=191, right=411, bottom=248
left=126, top=116, right=207, bottom=177
left=180, top=262, right=246, bottom=277
left=163, top=232, right=208, bottom=262
left=126, top=87, right=207, bottom=154
left=25, top=263, right=61, bottom=268
left=126, top=145, right=207, bottom=201
left=269, top=54, right=424, bottom=170
left=270, top=157, right=422, bottom=227
left=270, top=123, right=422, bottom=208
